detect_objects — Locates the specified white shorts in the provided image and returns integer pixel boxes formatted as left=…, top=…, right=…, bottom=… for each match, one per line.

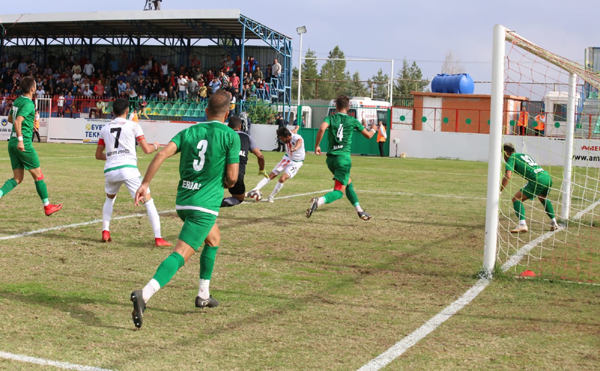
left=105, top=176, right=149, bottom=198
left=271, top=156, right=303, bottom=179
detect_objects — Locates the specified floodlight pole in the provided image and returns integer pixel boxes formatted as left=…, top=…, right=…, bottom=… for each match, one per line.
left=296, top=26, right=306, bottom=106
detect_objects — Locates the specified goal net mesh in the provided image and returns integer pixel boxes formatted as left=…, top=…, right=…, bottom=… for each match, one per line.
left=497, top=30, right=600, bottom=283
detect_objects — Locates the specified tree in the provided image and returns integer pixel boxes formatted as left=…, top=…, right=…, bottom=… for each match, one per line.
left=292, top=48, right=319, bottom=101
left=348, top=71, right=368, bottom=97
left=369, top=69, right=390, bottom=100
left=318, top=46, right=349, bottom=100
left=394, top=59, right=429, bottom=98
left=441, top=49, right=465, bottom=75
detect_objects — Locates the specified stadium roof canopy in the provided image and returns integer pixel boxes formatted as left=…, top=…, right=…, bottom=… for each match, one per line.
left=0, top=9, right=292, bottom=105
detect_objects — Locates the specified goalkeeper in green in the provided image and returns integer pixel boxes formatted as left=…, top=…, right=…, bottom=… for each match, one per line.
left=500, top=143, right=559, bottom=233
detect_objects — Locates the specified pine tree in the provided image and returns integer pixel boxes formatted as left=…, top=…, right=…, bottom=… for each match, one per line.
left=319, top=46, right=348, bottom=100
left=394, top=59, right=429, bottom=99
left=369, top=68, right=389, bottom=100
left=348, top=71, right=368, bottom=97
left=292, top=48, right=319, bottom=101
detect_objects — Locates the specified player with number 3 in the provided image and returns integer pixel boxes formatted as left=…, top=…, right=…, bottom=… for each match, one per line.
left=129, top=90, right=240, bottom=328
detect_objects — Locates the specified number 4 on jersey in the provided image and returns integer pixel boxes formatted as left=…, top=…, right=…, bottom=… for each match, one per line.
left=336, top=125, right=344, bottom=142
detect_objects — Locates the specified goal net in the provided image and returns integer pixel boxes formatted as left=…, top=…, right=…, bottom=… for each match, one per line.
left=485, top=25, right=600, bottom=283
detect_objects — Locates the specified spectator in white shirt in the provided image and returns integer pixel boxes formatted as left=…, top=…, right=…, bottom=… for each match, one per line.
left=83, top=62, right=95, bottom=76
left=158, top=87, right=168, bottom=100
left=177, top=75, right=188, bottom=100
left=36, top=86, right=45, bottom=98
left=83, top=86, right=93, bottom=98
left=72, top=71, right=82, bottom=82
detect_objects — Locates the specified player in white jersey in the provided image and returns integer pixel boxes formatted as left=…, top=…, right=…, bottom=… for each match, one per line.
left=250, top=127, right=305, bottom=203
left=95, top=98, right=172, bottom=247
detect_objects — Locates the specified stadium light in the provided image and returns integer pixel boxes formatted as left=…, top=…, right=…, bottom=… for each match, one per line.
left=296, top=26, right=307, bottom=106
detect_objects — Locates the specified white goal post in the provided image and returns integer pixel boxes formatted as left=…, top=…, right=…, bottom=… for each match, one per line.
left=483, top=24, right=600, bottom=278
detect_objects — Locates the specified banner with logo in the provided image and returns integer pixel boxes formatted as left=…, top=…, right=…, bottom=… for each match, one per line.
left=0, top=116, right=12, bottom=141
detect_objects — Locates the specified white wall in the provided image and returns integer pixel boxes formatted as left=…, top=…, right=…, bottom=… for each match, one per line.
left=389, top=130, right=600, bottom=168
left=45, top=118, right=290, bottom=152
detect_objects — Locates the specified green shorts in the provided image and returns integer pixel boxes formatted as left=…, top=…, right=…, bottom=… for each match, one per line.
left=326, top=154, right=352, bottom=186
left=8, top=139, right=40, bottom=170
left=176, top=209, right=217, bottom=251
left=522, top=173, right=553, bottom=200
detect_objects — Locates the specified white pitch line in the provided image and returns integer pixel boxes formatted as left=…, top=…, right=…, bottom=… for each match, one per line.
left=358, top=200, right=599, bottom=370
left=0, top=351, right=113, bottom=371
left=0, top=189, right=331, bottom=241
left=0, top=210, right=175, bottom=241
left=0, top=156, right=93, bottom=161
left=358, top=190, right=486, bottom=200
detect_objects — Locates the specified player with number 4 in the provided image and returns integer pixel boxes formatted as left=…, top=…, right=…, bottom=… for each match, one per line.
left=306, top=95, right=376, bottom=220
left=95, top=98, right=171, bottom=246
left=500, top=143, right=559, bottom=233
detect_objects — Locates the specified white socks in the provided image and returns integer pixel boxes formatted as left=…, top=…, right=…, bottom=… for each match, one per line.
left=519, top=220, right=527, bottom=227
left=255, top=177, right=270, bottom=191
left=551, top=218, right=558, bottom=226
left=142, top=278, right=161, bottom=303
left=144, top=199, right=162, bottom=238
left=317, top=197, right=325, bottom=207
left=102, top=196, right=116, bottom=231
left=270, top=182, right=284, bottom=198
left=355, top=204, right=364, bottom=213
left=198, top=279, right=210, bottom=299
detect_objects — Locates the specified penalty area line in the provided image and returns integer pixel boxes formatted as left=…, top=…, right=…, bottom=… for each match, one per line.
left=0, top=351, right=113, bottom=371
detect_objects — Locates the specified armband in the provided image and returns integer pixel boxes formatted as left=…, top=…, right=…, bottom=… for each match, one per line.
left=17, top=136, right=23, bottom=142
left=153, top=143, right=158, bottom=151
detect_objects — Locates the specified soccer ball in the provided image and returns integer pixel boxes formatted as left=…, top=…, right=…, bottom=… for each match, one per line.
left=247, top=189, right=263, bottom=202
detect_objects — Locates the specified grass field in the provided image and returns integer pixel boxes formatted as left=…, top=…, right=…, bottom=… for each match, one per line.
left=0, top=142, right=598, bottom=371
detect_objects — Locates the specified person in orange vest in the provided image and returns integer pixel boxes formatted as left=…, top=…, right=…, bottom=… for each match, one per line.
left=128, top=108, right=139, bottom=123
left=534, top=111, right=546, bottom=136
left=517, top=104, right=528, bottom=136
left=376, top=120, right=387, bottom=157
left=33, top=110, right=41, bottom=143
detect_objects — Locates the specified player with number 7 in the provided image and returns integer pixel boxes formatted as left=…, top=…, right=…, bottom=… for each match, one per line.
left=95, top=98, right=170, bottom=246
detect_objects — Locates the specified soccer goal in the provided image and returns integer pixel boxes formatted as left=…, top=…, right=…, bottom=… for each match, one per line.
left=483, top=25, right=600, bottom=282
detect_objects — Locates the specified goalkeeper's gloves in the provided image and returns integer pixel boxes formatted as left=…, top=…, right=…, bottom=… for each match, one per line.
left=259, top=169, right=268, bottom=178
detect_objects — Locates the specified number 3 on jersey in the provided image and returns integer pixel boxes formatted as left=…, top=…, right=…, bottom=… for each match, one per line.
left=193, top=140, right=208, bottom=171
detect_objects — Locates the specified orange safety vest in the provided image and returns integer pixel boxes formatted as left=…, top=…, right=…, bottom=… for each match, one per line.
left=534, top=114, right=545, bottom=131
left=517, top=111, right=528, bottom=127
left=129, top=112, right=139, bottom=122
left=34, top=114, right=40, bottom=130
left=377, top=125, right=387, bottom=142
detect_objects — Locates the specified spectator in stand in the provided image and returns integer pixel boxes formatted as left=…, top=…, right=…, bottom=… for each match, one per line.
left=245, top=56, right=257, bottom=73
left=64, top=91, right=75, bottom=117
left=94, top=81, right=105, bottom=97
left=83, top=61, right=95, bottom=77
left=190, top=54, right=201, bottom=69
left=209, top=76, right=221, bottom=95
left=250, top=81, right=257, bottom=95
left=83, top=86, right=93, bottom=98
left=118, top=80, right=127, bottom=95
left=80, top=78, right=90, bottom=91
left=36, top=85, right=45, bottom=98
left=177, top=74, right=188, bottom=100
left=57, top=92, right=65, bottom=116
left=110, top=56, right=119, bottom=73
left=158, top=87, right=168, bottom=101
left=230, top=72, right=240, bottom=91
left=149, top=78, right=160, bottom=100
left=18, top=59, right=28, bottom=74
left=127, top=85, right=138, bottom=100
left=205, top=69, right=215, bottom=85
left=160, top=60, right=169, bottom=75
left=219, top=71, right=229, bottom=91
left=226, top=55, right=234, bottom=74
left=272, top=58, right=282, bottom=83
left=194, top=67, right=203, bottom=82
left=234, top=55, right=242, bottom=75
left=253, top=66, right=264, bottom=82
left=517, top=104, right=528, bottom=136
left=266, top=64, right=272, bottom=83
left=72, top=62, right=82, bottom=75
left=167, top=85, right=177, bottom=100
left=199, top=81, right=207, bottom=102
left=188, top=77, right=199, bottom=102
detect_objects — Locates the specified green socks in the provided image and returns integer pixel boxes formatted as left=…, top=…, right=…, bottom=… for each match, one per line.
left=35, top=179, right=49, bottom=205
left=541, top=199, right=556, bottom=220
left=323, top=190, right=344, bottom=204
left=0, top=178, right=18, bottom=198
left=513, top=200, right=526, bottom=221
left=152, top=252, right=185, bottom=288
left=200, top=245, right=219, bottom=280
left=345, top=182, right=360, bottom=207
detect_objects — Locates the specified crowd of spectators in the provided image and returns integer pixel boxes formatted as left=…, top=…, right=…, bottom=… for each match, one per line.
left=0, top=49, right=284, bottom=116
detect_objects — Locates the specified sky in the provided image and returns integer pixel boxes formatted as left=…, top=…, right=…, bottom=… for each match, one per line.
left=1, top=0, right=598, bottom=94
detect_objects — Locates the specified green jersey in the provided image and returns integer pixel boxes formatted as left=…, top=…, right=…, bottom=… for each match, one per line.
left=323, top=113, right=364, bottom=155
left=505, top=153, right=548, bottom=181
left=9, top=96, right=35, bottom=142
left=170, top=120, right=241, bottom=215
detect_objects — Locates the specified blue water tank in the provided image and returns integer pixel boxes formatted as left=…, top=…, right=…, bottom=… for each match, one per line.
left=431, top=73, right=475, bottom=94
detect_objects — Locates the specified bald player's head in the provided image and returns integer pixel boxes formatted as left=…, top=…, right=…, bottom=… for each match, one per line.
left=206, top=90, right=231, bottom=121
